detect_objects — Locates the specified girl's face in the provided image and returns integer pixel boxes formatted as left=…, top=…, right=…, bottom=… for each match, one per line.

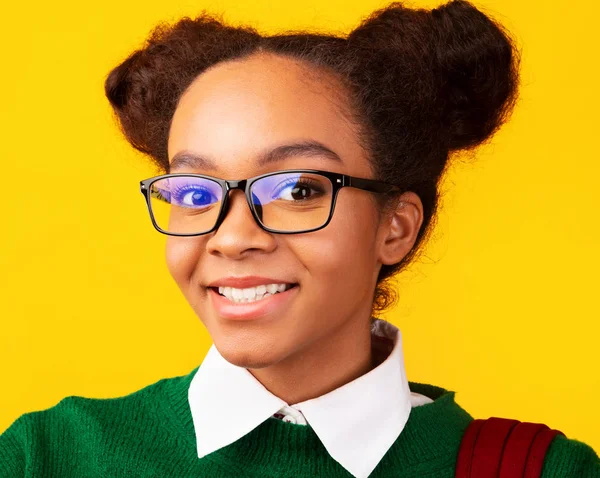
left=166, top=52, right=422, bottom=370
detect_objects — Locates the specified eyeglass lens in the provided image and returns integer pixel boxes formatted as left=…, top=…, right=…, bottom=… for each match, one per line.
left=149, top=172, right=334, bottom=234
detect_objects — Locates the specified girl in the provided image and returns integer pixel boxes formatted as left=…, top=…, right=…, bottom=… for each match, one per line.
left=1, top=0, right=598, bottom=476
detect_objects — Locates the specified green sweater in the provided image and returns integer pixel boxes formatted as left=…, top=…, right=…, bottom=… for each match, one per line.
left=1, top=366, right=598, bottom=477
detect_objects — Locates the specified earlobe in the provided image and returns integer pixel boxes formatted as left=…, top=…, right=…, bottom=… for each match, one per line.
left=378, top=193, right=424, bottom=266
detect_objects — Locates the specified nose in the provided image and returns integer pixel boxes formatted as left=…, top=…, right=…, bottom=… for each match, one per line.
left=205, top=189, right=277, bottom=259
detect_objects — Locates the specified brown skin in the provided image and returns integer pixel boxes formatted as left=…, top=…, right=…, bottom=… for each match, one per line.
left=165, top=52, right=424, bottom=405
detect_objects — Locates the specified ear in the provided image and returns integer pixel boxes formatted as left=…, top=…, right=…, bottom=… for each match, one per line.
left=377, top=191, right=424, bottom=266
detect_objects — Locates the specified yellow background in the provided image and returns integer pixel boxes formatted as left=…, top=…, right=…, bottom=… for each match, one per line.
left=1, top=0, right=598, bottom=452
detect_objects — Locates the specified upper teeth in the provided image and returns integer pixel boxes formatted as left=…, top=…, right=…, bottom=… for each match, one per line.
left=217, top=283, right=290, bottom=303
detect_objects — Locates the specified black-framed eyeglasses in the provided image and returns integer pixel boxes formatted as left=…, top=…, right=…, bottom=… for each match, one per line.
left=139, top=169, right=401, bottom=236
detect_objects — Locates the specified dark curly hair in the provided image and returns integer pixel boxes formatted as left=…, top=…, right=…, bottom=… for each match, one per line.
left=104, top=0, right=521, bottom=317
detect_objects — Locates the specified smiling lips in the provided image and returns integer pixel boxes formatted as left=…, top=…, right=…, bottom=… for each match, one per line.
left=216, top=283, right=294, bottom=304
left=207, top=276, right=299, bottom=319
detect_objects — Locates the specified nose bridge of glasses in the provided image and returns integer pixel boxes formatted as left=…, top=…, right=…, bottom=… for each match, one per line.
left=215, top=179, right=265, bottom=231
left=223, top=179, right=250, bottom=203
left=224, top=179, right=247, bottom=190
left=221, top=179, right=255, bottom=213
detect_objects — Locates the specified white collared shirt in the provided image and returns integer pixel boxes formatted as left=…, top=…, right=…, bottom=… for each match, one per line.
left=188, top=319, right=433, bottom=478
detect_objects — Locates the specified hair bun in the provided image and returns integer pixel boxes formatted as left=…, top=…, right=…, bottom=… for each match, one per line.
left=104, top=16, right=261, bottom=162
left=104, top=45, right=172, bottom=159
left=347, top=0, right=520, bottom=154
left=429, top=0, right=521, bottom=151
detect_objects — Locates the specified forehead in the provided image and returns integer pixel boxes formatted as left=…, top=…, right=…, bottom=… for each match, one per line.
left=167, top=52, right=369, bottom=175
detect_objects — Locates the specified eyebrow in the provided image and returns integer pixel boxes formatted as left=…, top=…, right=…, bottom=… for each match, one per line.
left=169, top=140, right=343, bottom=172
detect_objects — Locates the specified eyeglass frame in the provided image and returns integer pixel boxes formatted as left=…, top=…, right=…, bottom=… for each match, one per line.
left=139, top=168, right=402, bottom=236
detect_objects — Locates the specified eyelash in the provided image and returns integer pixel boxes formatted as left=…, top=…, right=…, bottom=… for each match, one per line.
left=170, top=184, right=218, bottom=205
left=271, top=178, right=325, bottom=199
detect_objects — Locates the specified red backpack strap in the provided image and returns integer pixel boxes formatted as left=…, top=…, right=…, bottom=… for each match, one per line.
left=456, top=417, right=565, bottom=478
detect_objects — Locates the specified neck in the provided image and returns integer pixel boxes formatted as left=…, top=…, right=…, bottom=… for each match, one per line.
left=247, top=313, right=374, bottom=405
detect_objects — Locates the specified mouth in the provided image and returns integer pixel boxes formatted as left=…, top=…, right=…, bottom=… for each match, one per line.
left=207, top=282, right=300, bottom=321
left=208, top=283, right=298, bottom=304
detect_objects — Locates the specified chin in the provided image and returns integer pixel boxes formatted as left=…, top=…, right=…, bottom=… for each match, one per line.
left=214, top=339, right=284, bottom=370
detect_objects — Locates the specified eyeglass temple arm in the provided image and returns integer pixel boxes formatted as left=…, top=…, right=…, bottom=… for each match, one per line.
left=346, top=176, right=401, bottom=194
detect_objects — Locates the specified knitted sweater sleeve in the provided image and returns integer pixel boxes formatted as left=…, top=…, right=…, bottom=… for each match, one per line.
left=0, top=414, right=28, bottom=476
left=542, top=434, right=600, bottom=478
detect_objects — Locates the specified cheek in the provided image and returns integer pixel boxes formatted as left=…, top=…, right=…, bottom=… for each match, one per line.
left=329, top=192, right=379, bottom=262
left=295, top=196, right=379, bottom=298
left=165, top=236, right=203, bottom=286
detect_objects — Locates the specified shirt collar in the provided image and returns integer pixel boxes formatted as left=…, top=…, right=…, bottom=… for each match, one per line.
left=188, top=318, right=431, bottom=478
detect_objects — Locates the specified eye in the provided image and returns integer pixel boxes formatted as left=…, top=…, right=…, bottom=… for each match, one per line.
left=171, top=184, right=219, bottom=208
left=272, top=178, right=325, bottom=202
